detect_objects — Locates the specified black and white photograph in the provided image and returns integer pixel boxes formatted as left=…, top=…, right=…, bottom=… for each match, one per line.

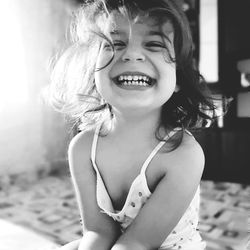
left=0, top=1, right=249, bottom=250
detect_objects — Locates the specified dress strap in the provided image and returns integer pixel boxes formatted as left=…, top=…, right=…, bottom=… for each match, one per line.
left=140, top=129, right=181, bottom=175
left=91, top=123, right=102, bottom=171
left=90, top=123, right=116, bottom=213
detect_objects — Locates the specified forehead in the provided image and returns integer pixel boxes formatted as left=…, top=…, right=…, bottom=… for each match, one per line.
left=103, top=12, right=174, bottom=36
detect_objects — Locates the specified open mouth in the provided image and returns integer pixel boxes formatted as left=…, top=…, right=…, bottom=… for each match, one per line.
left=113, top=73, right=155, bottom=87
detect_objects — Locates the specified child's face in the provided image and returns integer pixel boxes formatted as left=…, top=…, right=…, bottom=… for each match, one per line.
left=95, top=12, right=177, bottom=115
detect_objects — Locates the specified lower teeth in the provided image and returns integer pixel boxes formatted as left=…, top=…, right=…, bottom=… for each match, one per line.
left=121, top=81, right=147, bottom=86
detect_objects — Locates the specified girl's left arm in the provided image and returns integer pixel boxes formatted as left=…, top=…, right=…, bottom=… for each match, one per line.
left=111, top=139, right=205, bottom=250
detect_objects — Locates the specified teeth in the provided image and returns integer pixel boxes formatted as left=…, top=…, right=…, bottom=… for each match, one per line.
left=121, top=80, right=147, bottom=86
left=118, top=75, right=150, bottom=82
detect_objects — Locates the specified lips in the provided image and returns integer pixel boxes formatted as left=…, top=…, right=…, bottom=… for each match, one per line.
left=112, top=72, right=155, bottom=87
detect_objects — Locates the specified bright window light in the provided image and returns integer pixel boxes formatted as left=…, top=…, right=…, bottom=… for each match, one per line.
left=0, top=2, right=29, bottom=112
left=199, top=0, right=218, bottom=83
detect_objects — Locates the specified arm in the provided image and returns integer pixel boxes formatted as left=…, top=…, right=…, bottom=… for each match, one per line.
left=111, top=137, right=205, bottom=250
left=68, top=131, right=121, bottom=250
left=77, top=231, right=118, bottom=250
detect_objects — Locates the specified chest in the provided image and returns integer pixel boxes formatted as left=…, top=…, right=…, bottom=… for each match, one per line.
left=95, top=143, right=166, bottom=211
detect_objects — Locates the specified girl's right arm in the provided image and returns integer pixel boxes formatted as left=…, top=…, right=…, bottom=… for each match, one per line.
left=68, top=131, right=121, bottom=250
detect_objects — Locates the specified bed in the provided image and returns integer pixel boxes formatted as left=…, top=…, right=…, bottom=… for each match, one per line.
left=0, top=174, right=248, bottom=250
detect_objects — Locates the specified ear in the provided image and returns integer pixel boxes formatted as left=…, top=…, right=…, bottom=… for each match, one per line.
left=174, top=85, right=180, bottom=93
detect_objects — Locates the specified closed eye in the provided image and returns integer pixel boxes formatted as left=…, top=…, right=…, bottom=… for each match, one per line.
left=113, top=41, right=126, bottom=50
left=145, top=41, right=167, bottom=52
left=103, top=40, right=126, bottom=51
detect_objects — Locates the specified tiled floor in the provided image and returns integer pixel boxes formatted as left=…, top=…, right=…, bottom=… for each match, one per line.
left=1, top=175, right=249, bottom=250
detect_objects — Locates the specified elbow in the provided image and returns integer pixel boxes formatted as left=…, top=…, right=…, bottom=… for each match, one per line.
left=111, top=240, right=150, bottom=250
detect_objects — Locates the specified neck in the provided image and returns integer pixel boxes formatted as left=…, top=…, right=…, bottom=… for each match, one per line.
left=110, top=108, right=162, bottom=144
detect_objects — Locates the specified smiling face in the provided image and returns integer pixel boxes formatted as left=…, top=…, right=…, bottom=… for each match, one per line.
left=94, top=12, right=177, bottom=116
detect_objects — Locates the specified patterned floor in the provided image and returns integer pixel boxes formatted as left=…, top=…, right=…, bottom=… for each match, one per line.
left=1, top=175, right=249, bottom=250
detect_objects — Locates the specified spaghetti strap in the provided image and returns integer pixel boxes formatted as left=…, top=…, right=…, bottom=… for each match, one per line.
left=91, top=123, right=102, bottom=171
left=140, top=129, right=181, bottom=175
left=90, top=123, right=115, bottom=214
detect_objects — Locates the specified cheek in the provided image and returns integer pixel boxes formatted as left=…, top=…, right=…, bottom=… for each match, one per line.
left=161, top=64, right=176, bottom=86
left=94, top=52, right=112, bottom=95
left=95, top=49, right=114, bottom=70
left=168, top=69, right=176, bottom=89
left=94, top=71, right=104, bottom=94
left=159, top=65, right=177, bottom=98
left=94, top=69, right=112, bottom=100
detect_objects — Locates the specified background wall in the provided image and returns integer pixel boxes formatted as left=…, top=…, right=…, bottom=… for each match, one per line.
left=0, top=0, right=74, bottom=180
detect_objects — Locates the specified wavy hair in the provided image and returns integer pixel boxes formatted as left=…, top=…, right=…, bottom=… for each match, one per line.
left=47, top=0, right=217, bottom=148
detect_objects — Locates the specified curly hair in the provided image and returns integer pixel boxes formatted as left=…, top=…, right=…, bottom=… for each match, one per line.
left=47, top=0, right=217, bottom=149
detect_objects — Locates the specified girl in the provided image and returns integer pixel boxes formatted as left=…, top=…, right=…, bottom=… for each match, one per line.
left=48, top=0, right=216, bottom=249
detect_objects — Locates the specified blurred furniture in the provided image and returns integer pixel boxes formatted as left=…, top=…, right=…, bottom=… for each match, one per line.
left=195, top=128, right=250, bottom=184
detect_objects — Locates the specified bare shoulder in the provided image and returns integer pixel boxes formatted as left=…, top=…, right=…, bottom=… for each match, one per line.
left=177, top=131, right=205, bottom=167
left=163, top=131, right=205, bottom=181
left=68, top=129, right=94, bottom=155
left=68, top=129, right=95, bottom=174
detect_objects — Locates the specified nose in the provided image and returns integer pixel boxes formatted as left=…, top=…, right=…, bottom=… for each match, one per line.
left=121, top=45, right=145, bottom=62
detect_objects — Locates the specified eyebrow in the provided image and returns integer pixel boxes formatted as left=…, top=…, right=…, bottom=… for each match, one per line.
left=110, top=30, right=163, bottom=36
left=109, top=29, right=173, bottom=43
left=110, top=30, right=172, bottom=36
left=147, top=31, right=164, bottom=36
left=147, top=31, right=173, bottom=44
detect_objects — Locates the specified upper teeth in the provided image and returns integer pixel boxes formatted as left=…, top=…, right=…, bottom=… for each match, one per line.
left=118, top=75, right=150, bottom=82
